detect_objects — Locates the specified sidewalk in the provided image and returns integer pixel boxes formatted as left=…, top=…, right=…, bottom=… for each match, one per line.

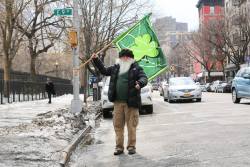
left=0, top=94, right=84, bottom=127
left=0, top=94, right=99, bottom=167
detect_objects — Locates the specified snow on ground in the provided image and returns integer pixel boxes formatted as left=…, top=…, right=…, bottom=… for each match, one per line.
left=0, top=94, right=84, bottom=127
left=0, top=94, right=101, bottom=167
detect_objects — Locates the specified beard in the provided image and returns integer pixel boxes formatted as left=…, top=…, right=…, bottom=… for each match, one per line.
left=116, top=58, right=135, bottom=75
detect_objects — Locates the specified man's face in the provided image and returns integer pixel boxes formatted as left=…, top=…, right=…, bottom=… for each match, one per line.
left=120, top=55, right=132, bottom=61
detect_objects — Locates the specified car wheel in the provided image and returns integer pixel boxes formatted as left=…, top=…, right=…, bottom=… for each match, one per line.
left=232, top=89, right=240, bottom=104
left=167, top=93, right=173, bottom=103
left=145, top=105, right=153, bottom=114
left=196, top=98, right=201, bottom=102
left=168, top=97, right=174, bottom=103
left=163, top=96, right=168, bottom=101
left=102, top=109, right=112, bottom=118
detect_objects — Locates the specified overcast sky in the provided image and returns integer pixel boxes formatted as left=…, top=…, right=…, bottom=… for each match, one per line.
left=152, top=0, right=199, bottom=31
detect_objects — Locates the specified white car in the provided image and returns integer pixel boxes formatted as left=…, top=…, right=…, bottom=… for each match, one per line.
left=210, top=80, right=222, bottom=92
left=99, top=77, right=153, bottom=118
left=163, top=77, right=202, bottom=103
left=158, top=81, right=168, bottom=96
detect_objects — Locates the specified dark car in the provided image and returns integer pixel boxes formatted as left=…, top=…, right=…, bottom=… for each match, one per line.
left=216, top=81, right=232, bottom=93
left=223, top=81, right=232, bottom=93
left=232, top=67, right=250, bottom=103
left=205, top=83, right=212, bottom=92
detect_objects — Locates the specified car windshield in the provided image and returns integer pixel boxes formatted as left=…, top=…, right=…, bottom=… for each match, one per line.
left=170, top=78, right=195, bottom=86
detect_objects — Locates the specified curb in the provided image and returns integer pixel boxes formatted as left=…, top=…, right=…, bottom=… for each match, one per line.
left=59, top=112, right=102, bottom=167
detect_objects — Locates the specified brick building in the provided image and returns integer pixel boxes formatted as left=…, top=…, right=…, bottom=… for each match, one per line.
left=195, top=0, right=225, bottom=82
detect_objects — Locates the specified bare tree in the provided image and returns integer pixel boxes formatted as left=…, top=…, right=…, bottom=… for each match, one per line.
left=205, top=16, right=250, bottom=71
left=182, top=31, right=216, bottom=81
left=169, top=43, right=192, bottom=77
left=16, top=0, right=66, bottom=78
left=0, top=0, right=30, bottom=96
left=200, top=21, right=227, bottom=78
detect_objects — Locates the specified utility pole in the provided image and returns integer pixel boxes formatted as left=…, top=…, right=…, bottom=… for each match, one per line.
left=70, top=0, right=82, bottom=113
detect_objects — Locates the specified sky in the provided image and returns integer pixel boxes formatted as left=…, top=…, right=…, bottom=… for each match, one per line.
left=152, top=0, right=199, bottom=31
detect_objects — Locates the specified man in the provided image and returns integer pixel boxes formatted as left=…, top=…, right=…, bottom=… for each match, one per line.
left=92, top=49, right=148, bottom=155
left=45, top=78, right=55, bottom=104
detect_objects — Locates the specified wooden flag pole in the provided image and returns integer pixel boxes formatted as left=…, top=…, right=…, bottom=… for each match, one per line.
left=79, top=41, right=113, bottom=69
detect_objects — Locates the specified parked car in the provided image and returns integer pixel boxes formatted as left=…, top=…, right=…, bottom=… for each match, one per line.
left=99, top=77, right=153, bottom=118
left=210, top=80, right=223, bottom=92
left=163, top=77, right=202, bottom=103
left=216, top=81, right=232, bottom=93
left=205, top=83, right=212, bottom=92
left=151, top=82, right=159, bottom=91
left=232, top=67, right=250, bottom=103
left=158, top=81, right=168, bottom=96
left=198, top=83, right=207, bottom=92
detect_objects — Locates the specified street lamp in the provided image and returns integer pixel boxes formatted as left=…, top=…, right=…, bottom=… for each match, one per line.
left=55, top=61, right=59, bottom=77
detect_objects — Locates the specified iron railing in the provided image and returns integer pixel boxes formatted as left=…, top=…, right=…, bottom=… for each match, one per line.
left=0, top=69, right=73, bottom=104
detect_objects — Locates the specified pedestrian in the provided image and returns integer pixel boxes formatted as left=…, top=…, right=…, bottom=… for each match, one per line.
left=45, top=78, right=55, bottom=104
left=92, top=49, right=148, bottom=155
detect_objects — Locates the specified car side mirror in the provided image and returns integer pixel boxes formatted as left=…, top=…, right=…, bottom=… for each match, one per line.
left=98, top=82, right=104, bottom=87
left=243, top=74, right=250, bottom=79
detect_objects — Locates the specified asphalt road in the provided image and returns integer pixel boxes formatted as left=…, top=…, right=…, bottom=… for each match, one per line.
left=69, top=92, right=250, bottom=167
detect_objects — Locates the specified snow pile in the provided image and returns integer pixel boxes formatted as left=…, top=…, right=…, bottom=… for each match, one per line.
left=0, top=101, right=102, bottom=167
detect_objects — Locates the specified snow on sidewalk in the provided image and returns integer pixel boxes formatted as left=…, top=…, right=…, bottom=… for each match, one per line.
left=0, top=94, right=84, bottom=127
left=0, top=95, right=101, bottom=167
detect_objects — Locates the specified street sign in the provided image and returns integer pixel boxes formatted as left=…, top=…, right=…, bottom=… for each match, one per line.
left=54, top=8, right=73, bottom=16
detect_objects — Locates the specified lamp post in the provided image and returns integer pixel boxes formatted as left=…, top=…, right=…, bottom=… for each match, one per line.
left=70, top=0, right=82, bottom=113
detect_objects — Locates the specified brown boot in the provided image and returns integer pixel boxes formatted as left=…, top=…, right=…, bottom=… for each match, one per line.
left=128, top=147, right=136, bottom=155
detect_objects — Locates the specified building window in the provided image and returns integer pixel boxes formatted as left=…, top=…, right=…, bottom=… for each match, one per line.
left=210, top=6, right=215, bottom=15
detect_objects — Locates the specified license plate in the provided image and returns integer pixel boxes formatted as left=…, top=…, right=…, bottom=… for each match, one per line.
left=183, top=93, right=191, bottom=97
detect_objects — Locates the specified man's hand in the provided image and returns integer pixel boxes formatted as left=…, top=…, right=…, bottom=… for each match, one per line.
left=135, top=81, right=141, bottom=90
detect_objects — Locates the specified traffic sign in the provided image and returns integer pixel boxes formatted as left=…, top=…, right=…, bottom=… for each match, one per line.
left=170, top=65, right=175, bottom=71
left=54, top=8, right=73, bottom=16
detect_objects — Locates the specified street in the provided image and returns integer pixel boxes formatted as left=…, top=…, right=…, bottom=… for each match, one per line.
left=69, top=92, right=250, bottom=167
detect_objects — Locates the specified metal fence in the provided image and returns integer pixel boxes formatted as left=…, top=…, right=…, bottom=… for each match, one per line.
left=0, top=69, right=73, bottom=104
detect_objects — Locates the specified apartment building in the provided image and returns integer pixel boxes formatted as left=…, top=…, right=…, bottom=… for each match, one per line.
left=225, top=0, right=250, bottom=80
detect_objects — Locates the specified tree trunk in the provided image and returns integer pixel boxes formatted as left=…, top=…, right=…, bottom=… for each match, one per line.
left=30, top=55, right=37, bottom=80
left=3, top=56, right=11, bottom=97
left=207, top=71, right=211, bottom=82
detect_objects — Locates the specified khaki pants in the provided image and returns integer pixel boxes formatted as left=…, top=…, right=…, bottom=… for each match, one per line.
left=113, top=102, right=139, bottom=151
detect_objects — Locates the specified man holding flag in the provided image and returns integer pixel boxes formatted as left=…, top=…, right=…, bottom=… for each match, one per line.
left=89, top=13, right=167, bottom=156
left=92, top=49, right=148, bottom=155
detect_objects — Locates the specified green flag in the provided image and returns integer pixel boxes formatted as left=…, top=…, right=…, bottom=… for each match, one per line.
left=113, top=13, right=168, bottom=81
